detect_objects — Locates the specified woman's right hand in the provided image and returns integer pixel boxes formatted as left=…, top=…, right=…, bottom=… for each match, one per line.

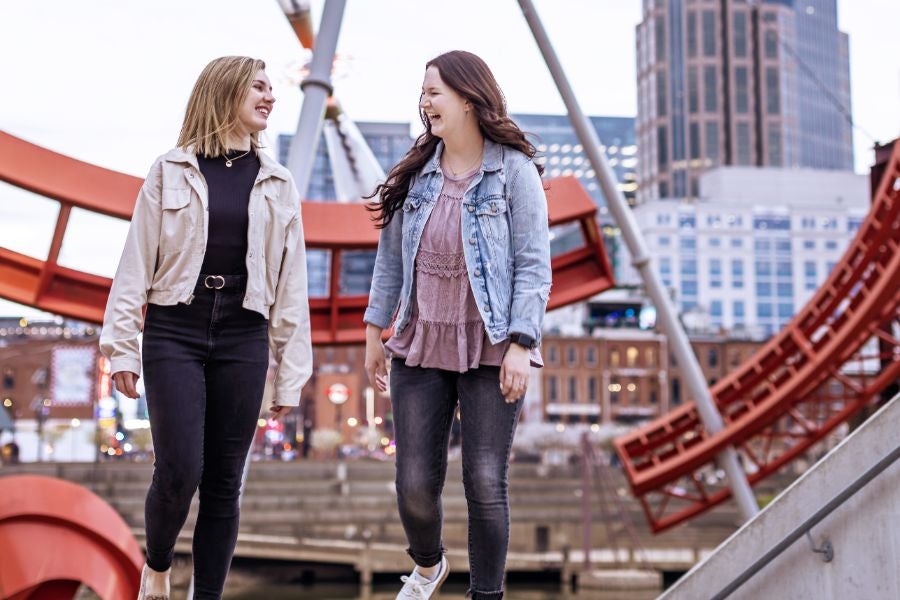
left=364, top=324, right=388, bottom=393
left=112, top=371, right=141, bottom=399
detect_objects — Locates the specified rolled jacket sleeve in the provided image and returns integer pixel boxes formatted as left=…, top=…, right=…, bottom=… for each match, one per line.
left=507, top=160, right=552, bottom=343
left=268, top=183, right=313, bottom=407
left=99, top=158, right=164, bottom=376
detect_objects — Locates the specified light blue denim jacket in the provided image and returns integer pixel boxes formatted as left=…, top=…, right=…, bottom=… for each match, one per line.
left=364, top=138, right=552, bottom=345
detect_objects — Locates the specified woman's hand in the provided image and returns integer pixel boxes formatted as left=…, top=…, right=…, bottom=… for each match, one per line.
left=112, top=371, right=140, bottom=399
left=268, top=404, right=292, bottom=422
left=364, top=323, right=388, bottom=393
left=500, top=344, right=530, bottom=403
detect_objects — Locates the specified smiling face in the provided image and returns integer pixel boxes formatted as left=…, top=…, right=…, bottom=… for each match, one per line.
left=419, top=65, right=470, bottom=139
left=234, top=69, right=275, bottom=138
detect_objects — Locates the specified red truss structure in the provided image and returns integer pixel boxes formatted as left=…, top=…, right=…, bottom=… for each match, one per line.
left=614, top=141, right=900, bottom=533
left=0, top=130, right=614, bottom=344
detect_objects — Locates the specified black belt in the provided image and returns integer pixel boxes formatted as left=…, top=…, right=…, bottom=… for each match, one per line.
left=195, top=274, right=247, bottom=291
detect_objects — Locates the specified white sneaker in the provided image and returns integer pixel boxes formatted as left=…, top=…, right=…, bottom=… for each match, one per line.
left=396, top=555, right=449, bottom=599
left=136, top=564, right=170, bottom=600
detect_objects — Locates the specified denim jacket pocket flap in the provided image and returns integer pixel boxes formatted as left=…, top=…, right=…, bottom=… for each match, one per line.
left=474, top=198, right=507, bottom=216
left=161, top=188, right=191, bottom=210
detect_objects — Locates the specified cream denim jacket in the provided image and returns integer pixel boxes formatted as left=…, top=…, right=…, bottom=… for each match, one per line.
left=99, top=148, right=313, bottom=407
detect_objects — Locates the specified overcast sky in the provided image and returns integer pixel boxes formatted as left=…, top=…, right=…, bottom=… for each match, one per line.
left=1, top=0, right=898, bottom=318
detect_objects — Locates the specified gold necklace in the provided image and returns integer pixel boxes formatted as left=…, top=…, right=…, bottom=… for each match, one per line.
left=445, top=154, right=482, bottom=177
left=224, top=148, right=252, bottom=167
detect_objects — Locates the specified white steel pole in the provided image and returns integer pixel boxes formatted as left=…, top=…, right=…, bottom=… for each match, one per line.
left=516, top=0, right=758, bottom=522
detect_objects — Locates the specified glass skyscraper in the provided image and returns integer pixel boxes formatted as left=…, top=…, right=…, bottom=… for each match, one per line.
left=635, top=0, right=854, bottom=203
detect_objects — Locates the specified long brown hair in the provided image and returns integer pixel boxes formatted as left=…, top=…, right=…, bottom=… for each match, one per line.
left=177, top=56, right=266, bottom=157
left=367, top=51, right=542, bottom=228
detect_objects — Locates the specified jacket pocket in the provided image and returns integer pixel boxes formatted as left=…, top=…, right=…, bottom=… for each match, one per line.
left=475, top=196, right=509, bottom=244
left=159, top=188, right=194, bottom=255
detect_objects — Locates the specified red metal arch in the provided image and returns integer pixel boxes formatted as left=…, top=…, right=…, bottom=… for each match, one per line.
left=614, top=141, right=900, bottom=532
left=0, top=475, right=143, bottom=599
left=0, top=130, right=614, bottom=343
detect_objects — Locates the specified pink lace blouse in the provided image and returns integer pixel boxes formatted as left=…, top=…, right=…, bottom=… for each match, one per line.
left=385, top=167, right=510, bottom=372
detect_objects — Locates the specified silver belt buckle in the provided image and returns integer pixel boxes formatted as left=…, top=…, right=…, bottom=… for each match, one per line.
left=204, top=275, right=226, bottom=290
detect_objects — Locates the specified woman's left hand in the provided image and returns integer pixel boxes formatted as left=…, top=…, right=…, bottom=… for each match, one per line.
left=500, top=344, right=531, bottom=403
left=268, top=404, right=292, bottom=421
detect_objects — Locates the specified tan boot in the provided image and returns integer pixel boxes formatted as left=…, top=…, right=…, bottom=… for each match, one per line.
left=137, top=564, right=170, bottom=600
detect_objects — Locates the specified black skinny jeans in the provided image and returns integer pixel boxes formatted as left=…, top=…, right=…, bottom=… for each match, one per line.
left=141, top=278, right=268, bottom=599
left=390, top=359, right=523, bottom=600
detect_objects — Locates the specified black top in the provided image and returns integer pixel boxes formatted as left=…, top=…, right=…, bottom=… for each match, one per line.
left=197, top=150, right=260, bottom=276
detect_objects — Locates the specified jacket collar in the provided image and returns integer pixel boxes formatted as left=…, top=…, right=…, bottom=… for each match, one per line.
left=164, top=146, right=290, bottom=182
left=421, top=138, right=503, bottom=175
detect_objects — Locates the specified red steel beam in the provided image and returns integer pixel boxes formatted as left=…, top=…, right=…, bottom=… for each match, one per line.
left=614, top=141, right=900, bottom=532
left=0, top=130, right=614, bottom=343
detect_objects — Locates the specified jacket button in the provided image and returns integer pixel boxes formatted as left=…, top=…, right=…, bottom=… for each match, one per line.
left=468, top=205, right=475, bottom=213
left=474, top=268, right=481, bottom=277
left=469, top=237, right=476, bottom=245
left=483, top=305, right=491, bottom=313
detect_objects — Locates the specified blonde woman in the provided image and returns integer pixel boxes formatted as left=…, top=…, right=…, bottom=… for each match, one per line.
left=100, top=56, right=312, bottom=599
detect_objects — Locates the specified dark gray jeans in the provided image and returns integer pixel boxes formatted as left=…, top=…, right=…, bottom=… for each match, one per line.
left=141, top=280, right=268, bottom=599
left=390, top=358, right=523, bottom=600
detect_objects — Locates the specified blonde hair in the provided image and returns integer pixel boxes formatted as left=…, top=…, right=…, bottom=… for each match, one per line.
left=177, top=56, right=267, bottom=157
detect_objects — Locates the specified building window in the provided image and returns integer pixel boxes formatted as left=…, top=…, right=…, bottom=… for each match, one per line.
left=680, top=215, right=697, bottom=229
left=710, top=258, right=722, bottom=287
left=657, top=125, right=669, bottom=170
left=659, top=235, right=671, bottom=246
left=568, top=376, right=578, bottom=402
left=690, top=122, right=701, bottom=159
left=733, top=11, right=748, bottom=57
left=765, top=29, right=778, bottom=58
left=711, top=300, right=723, bottom=326
left=610, top=349, right=620, bottom=367
left=655, top=15, right=666, bottom=62
left=766, top=67, right=780, bottom=114
left=825, top=240, right=838, bottom=250
left=733, top=300, right=745, bottom=318
left=646, top=347, right=656, bottom=367
left=688, top=67, right=699, bottom=114
left=681, top=258, right=698, bottom=275
left=705, top=121, right=720, bottom=163
left=731, top=238, right=743, bottom=249
left=736, top=122, right=752, bottom=165
left=672, top=378, right=681, bottom=405
left=547, top=345, right=558, bottom=364
left=775, top=239, right=791, bottom=253
left=735, top=67, right=749, bottom=114
left=588, top=376, right=597, bottom=402
left=586, top=346, right=597, bottom=366
left=708, top=347, right=719, bottom=367
left=687, top=10, right=698, bottom=57
left=626, top=346, right=639, bottom=367
left=656, top=72, right=668, bottom=117
left=702, top=11, right=716, bottom=57
left=709, top=237, right=721, bottom=247
left=757, top=303, right=773, bottom=318
left=548, top=376, right=558, bottom=401
left=768, top=123, right=783, bottom=167
left=803, top=240, right=815, bottom=250
left=567, top=346, right=578, bottom=366
left=704, top=66, right=718, bottom=112
left=659, top=257, right=672, bottom=275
